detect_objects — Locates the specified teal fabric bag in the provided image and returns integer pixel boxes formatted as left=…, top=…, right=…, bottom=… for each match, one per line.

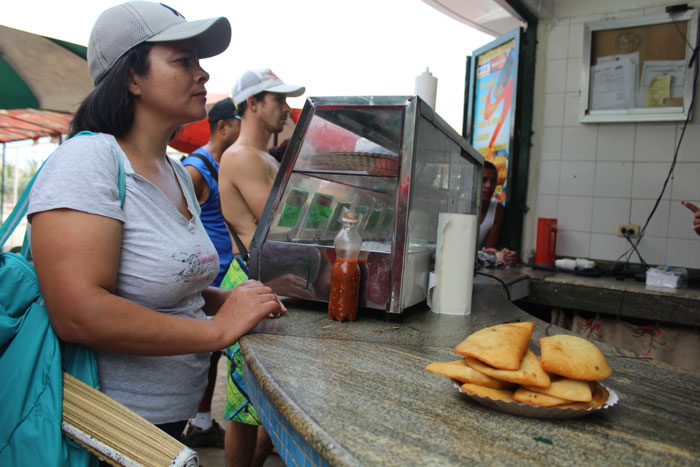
left=0, top=131, right=124, bottom=466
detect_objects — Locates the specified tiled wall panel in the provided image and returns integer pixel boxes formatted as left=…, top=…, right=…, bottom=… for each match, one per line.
left=531, top=3, right=700, bottom=267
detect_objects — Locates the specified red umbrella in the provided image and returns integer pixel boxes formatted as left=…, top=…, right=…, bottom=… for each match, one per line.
left=168, top=93, right=227, bottom=153
left=169, top=118, right=209, bottom=154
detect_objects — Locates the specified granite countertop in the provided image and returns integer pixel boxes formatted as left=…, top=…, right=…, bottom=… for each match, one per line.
left=240, top=275, right=700, bottom=465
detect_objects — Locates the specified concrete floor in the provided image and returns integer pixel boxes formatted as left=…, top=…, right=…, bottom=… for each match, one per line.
left=193, top=356, right=285, bottom=467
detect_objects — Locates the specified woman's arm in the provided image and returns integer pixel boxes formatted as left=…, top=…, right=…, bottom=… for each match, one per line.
left=31, top=208, right=282, bottom=356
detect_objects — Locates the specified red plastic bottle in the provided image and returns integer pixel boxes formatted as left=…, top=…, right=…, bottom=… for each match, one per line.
left=328, top=212, right=362, bottom=321
left=535, top=218, right=558, bottom=266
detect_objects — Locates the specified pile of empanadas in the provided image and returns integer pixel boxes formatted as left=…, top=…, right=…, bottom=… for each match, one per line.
left=426, top=322, right=612, bottom=409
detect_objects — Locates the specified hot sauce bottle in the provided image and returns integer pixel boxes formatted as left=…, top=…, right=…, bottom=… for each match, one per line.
left=328, top=211, right=362, bottom=321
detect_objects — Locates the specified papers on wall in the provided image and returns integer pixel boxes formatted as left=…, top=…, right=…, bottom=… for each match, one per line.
left=589, top=58, right=637, bottom=110
left=646, top=75, right=671, bottom=107
left=589, top=53, right=687, bottom=110
left=598, top=52, right=640, bottom=68
left=639, top=60, right=686, bottom=107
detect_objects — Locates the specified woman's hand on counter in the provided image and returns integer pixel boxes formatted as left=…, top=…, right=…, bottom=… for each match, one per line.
left=211, top=280, right=286, bottom=346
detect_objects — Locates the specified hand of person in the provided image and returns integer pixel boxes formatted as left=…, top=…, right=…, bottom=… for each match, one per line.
left=485, top=247, right=517, bottom=265
left=682, top=201, right=700, bottom=236
left=213, top=280, right=286, bottom=345
left=501, top=248, right=519, bottom=265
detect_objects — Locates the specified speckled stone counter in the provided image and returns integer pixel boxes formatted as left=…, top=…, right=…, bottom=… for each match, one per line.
left=240, top=275, right=700, bottom=465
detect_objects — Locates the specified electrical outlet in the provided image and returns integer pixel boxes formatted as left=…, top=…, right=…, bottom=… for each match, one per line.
left=617, top=223, right=640, bottom=238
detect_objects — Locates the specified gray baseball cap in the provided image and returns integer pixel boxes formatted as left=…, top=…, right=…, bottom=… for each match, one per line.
left=88, top=1, right=231, bottom=84
left=231, top=68, right=305, bottom=106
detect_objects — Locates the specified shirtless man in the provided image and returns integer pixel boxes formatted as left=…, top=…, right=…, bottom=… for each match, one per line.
left=219, top=69, right=304, bottom=257
left=218, top=68, right=304, bottom=467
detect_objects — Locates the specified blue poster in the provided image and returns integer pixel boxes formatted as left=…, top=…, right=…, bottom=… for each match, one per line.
left=472, top=39, right=518, bottom=205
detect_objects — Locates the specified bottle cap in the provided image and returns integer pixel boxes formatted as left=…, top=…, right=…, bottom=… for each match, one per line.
left=342, top=212, right=359, bottom=223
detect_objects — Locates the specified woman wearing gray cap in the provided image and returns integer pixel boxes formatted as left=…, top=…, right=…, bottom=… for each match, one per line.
left=27, top=1, right=285, bottom=439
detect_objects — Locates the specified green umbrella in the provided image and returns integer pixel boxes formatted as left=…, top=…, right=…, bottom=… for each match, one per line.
left=0, top=24, right=92, bottom=112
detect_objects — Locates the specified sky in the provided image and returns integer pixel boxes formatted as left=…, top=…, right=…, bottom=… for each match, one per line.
left=3, top=0, right=494, bottom=133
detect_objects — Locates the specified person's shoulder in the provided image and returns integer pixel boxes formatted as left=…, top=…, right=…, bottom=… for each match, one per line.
left=220, top=143, right=265, bottom=167
left=29, top=132, right=126, bottom=219
left=182, top=146, right=210, bottom=162
left=49, top=132, right=119, bottom=168
left=58, top=132, right=114, bottom=153
left=224, top=141, right=257, bottom=157
left=180, top=148, right=208, bottom=174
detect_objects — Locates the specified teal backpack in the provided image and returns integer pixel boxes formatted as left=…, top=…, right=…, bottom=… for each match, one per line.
left=0, top=131, right=124, bottom=466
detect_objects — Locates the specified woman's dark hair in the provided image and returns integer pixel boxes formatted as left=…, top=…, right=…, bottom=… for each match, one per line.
left=70, top=42, right=154, bottom=137
left=235, top=91, right=266, bottom=118
left=484, top=161, right=497, bottom=170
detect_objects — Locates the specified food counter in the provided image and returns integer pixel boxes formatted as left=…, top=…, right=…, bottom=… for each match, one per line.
left=239, top=275, right=700, bottom=465
left=524, top=266, right=700, bottom=327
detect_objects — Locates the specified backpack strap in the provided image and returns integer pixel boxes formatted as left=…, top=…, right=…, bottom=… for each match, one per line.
left=183, top=153, right=218, bottom=183
left=224, top=217, right=250, bottom=264
left=0, top=131, right=126, bottom=257
left=0, top=159, right=47, bottom=250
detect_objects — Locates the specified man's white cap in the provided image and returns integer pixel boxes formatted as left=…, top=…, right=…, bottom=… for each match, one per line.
left=231, top=68, right=305, bottom=106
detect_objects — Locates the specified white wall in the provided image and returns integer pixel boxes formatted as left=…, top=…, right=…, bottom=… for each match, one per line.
left=525, top=0, right=700, bottom=269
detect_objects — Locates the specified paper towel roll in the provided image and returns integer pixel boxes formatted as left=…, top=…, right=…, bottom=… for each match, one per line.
left=430, top=213, right=477, bottom=315
left=415, top=67, right=437, bottom=109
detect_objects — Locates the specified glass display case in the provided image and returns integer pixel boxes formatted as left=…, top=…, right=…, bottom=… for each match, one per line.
left=249, top=96, right=483, bottom=314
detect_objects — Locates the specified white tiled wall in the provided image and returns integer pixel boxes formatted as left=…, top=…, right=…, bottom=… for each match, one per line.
left=527, top=0, right=700, bottom=269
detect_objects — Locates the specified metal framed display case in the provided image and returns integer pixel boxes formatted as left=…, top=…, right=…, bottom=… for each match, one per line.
left=249, top=96, right=483, bottom=314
